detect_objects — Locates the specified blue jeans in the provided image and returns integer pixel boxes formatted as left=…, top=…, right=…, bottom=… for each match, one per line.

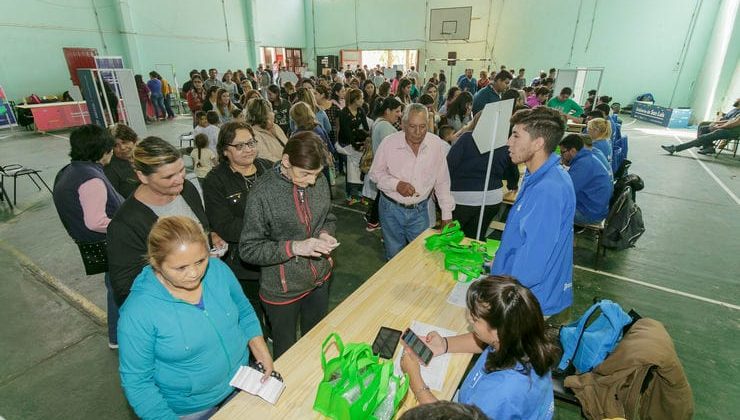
left=104, top=272, right=119, bottom=345
left=379, top=194, right=429, bottom=260
left=151, top=93, right=166, bottom=119
left=178, top=390, right=238, bottom=419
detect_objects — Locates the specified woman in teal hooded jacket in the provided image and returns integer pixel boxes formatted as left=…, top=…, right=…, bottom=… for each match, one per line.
left=118, top=216, right=273, bottom=419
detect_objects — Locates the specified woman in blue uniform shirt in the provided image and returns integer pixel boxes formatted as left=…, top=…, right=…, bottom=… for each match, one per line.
left=401, top=276, right=558, bottom=419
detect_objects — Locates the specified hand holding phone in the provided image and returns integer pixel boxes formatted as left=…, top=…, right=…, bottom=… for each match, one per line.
left=402, top=328, right=434, bottom=366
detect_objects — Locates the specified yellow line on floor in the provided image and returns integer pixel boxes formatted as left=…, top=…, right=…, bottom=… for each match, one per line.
left=0, top=241, right=107, bottom=325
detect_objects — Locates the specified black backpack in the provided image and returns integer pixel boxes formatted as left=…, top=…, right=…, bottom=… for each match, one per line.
left=602, top=186, right=645, bottom=250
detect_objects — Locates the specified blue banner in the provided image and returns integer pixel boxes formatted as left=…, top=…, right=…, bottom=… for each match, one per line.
left=632, top=102, right=671, bottom=126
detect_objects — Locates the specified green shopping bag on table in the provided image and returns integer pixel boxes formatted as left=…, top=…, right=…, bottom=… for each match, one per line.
left=314, top=333, right=409, bottom=420
left=424, top=220, right=464, bottom=250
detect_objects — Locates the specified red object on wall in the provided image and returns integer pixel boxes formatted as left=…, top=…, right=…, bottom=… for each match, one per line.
left=63, top=47, right=98, bottom=86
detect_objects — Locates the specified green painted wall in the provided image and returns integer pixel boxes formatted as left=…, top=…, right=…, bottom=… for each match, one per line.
left=253, top=0, right=306, bottom=51
left=487, top=0, right=722, bottom=110
left=0, top=0, right=265, bottom=101
left=0, top=0, right=125, bottom=101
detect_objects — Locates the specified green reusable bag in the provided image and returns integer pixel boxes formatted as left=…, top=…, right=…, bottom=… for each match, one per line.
left=370, top=365, right=410, bottom=420
left=314, top=333, right=346, bottom=415
left=328, top=343, right=383, bottom=419
left=424, top=220, right=464, bottom=251
left=314, top=333, right=410, bottom=420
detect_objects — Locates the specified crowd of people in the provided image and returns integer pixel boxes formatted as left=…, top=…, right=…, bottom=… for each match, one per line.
left=51, top=62, right=631, bottom=419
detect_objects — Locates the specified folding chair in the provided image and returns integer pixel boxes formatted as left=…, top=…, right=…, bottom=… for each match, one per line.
left=0, top=163, right=52, bottom=205
left=0, top=175, right=13, bottom=210
left=715, top=137, right=739, bottom=158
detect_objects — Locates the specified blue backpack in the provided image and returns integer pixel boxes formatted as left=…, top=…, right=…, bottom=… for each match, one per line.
left=557, top=300, right=634, bottom=373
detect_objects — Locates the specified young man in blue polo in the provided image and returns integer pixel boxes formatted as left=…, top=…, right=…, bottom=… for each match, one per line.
left=492, top=107, right=576, bottom=317
left=559, top=133, right=613, bottom=225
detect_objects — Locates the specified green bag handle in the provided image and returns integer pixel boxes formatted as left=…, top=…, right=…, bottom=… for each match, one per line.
left=321, top=332, right=345, bottom=371
left=424, top=220, right=464, bottom=250
left=372, top=362, right=393, bottom=408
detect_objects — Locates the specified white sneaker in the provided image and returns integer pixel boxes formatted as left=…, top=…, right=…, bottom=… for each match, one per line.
left=108, top=342, right=119, bottom=350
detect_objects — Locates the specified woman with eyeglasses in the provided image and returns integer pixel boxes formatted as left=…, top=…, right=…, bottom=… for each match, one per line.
left=239, top=132, right=337, bottom=358
left=203, top=121, right=272, bottom=334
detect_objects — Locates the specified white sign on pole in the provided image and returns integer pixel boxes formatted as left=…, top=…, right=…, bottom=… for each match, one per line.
left=472, top=99, right=514, bottom=153
left=472, top=98, right=514, bottom=240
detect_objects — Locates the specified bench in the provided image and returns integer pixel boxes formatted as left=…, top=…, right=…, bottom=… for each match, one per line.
left=575, top=220, right=607, bottom=267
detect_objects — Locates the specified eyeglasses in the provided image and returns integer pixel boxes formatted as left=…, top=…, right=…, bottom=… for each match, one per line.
left=228, top=140, right=258, bottom=151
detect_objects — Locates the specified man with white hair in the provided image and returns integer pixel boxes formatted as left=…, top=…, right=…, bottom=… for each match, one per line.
left=369, top=104, right=455, bottom=260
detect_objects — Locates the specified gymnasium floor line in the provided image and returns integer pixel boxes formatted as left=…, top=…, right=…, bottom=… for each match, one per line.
left=574, top=265, right=740, bottom=310
left=668, top=132, right=740, bottom=205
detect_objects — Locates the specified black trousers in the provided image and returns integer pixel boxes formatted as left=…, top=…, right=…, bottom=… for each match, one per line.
left=262, top=283, right=329, bottom=359
left=452, top=203, right=501, bottom=240
left=238, top=279, right=269, bottom=339
left=675, top=126, right=740, bottom=151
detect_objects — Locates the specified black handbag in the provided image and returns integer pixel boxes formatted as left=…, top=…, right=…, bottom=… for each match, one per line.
left=75, top=240, right=109, bottom=275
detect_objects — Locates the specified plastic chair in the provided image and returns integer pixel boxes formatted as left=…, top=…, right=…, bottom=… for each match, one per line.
left=0, top=163, right=52, bottom=205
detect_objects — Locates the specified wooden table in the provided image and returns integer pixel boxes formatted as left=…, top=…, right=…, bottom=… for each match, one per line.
left=214, top=230, right=473, bottom=419
left=566, top=121, right=586, bottom=133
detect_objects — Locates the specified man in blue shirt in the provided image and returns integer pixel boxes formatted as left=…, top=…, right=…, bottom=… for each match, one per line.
left=492, top=107, right=575, bottom=316
left=560, top=134, right=613, bottom=225
left=456, top=69, right=477, bottom=95
left=472, top=70, right=513, bottom=115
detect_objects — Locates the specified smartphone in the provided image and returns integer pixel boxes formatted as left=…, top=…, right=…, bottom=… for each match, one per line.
left=402, top=328, right=434, bottom=366
left=372, top=327, right=402, bottom=359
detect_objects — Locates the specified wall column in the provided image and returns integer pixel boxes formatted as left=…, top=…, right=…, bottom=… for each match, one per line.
left=690, top=0, right=739, bottom=121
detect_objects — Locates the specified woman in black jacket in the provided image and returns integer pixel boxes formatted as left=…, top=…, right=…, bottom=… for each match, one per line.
left=103, top=123, right=139, bottom=198
left=107, top=137, right=225, bottom=305
left=337, top=88, right=369, bottom=204
left=203, top=121, right=273, bottom=333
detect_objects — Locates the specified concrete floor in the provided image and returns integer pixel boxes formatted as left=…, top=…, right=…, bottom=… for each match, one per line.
left=0, top=116, right=738, bottom=419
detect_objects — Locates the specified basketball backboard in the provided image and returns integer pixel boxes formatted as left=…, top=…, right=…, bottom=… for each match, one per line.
left=429, top=7, right=472, bottom=41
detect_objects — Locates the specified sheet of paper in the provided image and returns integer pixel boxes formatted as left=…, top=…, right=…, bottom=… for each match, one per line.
left=446, top=281, right=472, bottom=307
left=393, top=321, right=457, bottom=391
left=229, top=366, right=285, bottom=405
left=446, top=274, right=488, bottom=307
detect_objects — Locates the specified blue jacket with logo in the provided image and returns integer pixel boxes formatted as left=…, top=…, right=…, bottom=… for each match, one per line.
left=491, top=153, right=575, bottom=315
left=568, top=148, right=613, bottom=222
left=459, top=346, right=554, bottom=419
left=118, top=258, right=262, bottom=419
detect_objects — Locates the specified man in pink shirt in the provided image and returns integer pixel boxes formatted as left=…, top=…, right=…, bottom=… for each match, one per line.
left=369, top=103, right=455, bottom=260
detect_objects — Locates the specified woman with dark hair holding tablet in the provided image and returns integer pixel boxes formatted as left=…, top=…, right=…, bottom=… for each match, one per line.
left=239, top=132, right=337, bottom=358
left=401, top=276, right=558, bottom=419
